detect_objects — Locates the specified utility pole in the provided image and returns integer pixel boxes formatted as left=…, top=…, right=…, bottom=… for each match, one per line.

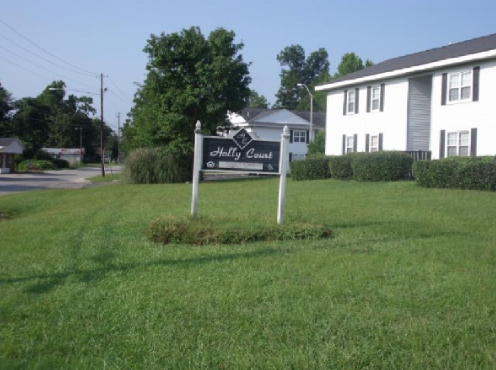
left=116, top=112, right=121, bottom=163
left=100, top=73, right=105, bottom=177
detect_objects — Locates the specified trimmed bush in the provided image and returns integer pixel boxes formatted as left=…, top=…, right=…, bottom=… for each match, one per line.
left=413, top=156, right=496, bottom=191
left=290, top=155, right=331, bottom=181
left=51, top=158, right=70, bottom=169
left=352, top=151, right=413, bottom=181
left=122, top=145, right=193, bottom=184
left=147, top=216, right=333, bottom=245
left=328, top=154, right=354, bottom=179
left=18, top=160, right=56, bottom=172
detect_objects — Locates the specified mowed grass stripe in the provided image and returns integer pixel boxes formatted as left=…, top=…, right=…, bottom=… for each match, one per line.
left=0, top=179, right=495, bottom=369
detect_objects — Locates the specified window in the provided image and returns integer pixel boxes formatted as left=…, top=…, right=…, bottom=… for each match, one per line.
left=292, top=153, right=306, bottom=161
left=347, top=91, right=355, bottom=114
left=448, top=70, right=472, bottom=102
left=293, top=130, right=307, bottom=143
left=447, top=131, right=469, bottom=157
left=346, top=136, right=354, bottom=153
left=370, top=135, right=379, bottom=152
left=371, top=86, right=380, bottom=111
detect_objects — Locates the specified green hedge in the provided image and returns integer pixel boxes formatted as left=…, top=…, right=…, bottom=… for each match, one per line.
left=18, top=160, right=57, bottom=171
left=329, top=151, right=413, bottom=181
left=352, top=151, right=413, bottom=181
left=290, top=156, right=331, bottom=181
left=413, top=156, right=496, bottom=191
left=328, top=155, right=354, bottom=179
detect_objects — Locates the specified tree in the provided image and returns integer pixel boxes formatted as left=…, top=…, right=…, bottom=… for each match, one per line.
left=248, top=90, right=270, bottom=108
left=307, top=130, right=326, bottom=156
left=335, top=52, right=374, bottom=79
left=0, top=82, right=14, bottom=124
left=124, top=26, right=251, bottom=152
left=274, top=45, right=329, bottom=111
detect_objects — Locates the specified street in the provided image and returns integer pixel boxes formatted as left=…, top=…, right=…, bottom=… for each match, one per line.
left=0, top=166, right=122, bottom=196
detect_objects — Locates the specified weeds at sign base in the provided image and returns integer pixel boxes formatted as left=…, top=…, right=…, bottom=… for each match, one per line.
left=147, top=216, right=333, bottom=245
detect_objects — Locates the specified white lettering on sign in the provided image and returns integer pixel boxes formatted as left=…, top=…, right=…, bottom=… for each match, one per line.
left=245, top=148, right=273, bottom=159
left=210, top=147, right=241, bottom=161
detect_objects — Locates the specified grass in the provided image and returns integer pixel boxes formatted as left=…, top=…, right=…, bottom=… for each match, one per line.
left=0, top=178, right=495, bottom=369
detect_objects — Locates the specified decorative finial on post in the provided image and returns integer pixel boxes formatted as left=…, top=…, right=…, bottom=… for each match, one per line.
left=195, top=120, right=202, bottom=134
left=282, top=125, right=290, bottom=139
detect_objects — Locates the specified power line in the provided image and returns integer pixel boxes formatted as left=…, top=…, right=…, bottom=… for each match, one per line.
left=0, top=17, right=98, bottom=76
left=0, top=32, right=96, bottom=77
left=0, top=44, right=95, bottom=88
left=107, top=76, right=132, bottom=102
left=0, top=55, right=50, bottom=80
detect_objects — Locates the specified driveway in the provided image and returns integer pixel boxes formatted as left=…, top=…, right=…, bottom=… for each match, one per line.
left=0, top=166, right=122, bottom=196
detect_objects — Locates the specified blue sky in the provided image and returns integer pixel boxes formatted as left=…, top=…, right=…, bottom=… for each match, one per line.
left=1, top=0, right=496, bottom=131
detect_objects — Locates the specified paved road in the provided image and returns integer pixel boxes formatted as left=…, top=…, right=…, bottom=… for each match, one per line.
left=0, top=166, right=122, bottom=196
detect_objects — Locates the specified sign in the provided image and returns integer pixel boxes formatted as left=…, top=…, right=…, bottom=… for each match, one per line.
left=191, top=121, right=290, bottom=224
left=202, top=129, right=280, bottom=173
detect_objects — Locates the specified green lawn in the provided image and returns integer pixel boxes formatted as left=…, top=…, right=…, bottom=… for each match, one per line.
left=1, top=179, right=495, bottom=369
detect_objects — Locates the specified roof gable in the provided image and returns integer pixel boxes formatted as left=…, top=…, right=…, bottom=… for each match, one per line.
left=0, top=138, right=24, bottom=154
left=317, top=32, right=496, bottom=89
left=251, top=109, right=309, bottom=125
left=232, top=108, right=326, bottom=129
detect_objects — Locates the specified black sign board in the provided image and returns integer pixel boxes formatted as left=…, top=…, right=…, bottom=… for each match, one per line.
left=202, top=129, right=280, bottom=173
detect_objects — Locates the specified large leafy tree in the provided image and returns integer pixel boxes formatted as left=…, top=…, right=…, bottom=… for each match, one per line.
left=0, top=82, right=14, bottom=125
left=248, top=90, right=270, bottom=109
left=6, top=80, right=108, bottom=158
left=335, top=52, right=374, bottom=78
left=124, top=26, right=251, bottom=151
left=274, top=45, right=329, bottom=111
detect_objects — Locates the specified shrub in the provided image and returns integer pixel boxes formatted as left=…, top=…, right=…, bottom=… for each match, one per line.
left=18, top=160, right=56, bottom=172
left=352, top=151, right=413, bottom=181
left=34, top=149, right=53, bottom=161
left=51, top=158, right=70, bottom=169
left=290, top=155, right=331, bottom=181
left=414, top=156, right=496, bottom=191
left=122, top=145, right=193, bottom=184
left=147, top=216, right=333, bottom=245
left=328, top=154, right=354, bottom=179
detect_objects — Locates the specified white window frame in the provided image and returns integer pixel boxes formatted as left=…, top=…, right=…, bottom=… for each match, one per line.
left=448, top=70, right=472, bottom=103
left=446, top=130, right=470, bottom=157
left=371, top=86, right=381, bottom=111
left=346, top=135, right=354, bottom=153
left=369, top=134, right=379, bottom=152
left=293, top=130, right=307, bottom=143
left=347, top=91, right=355, bottom=114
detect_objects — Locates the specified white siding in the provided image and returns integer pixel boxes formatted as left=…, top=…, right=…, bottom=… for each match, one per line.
left=325, top=77, right=409, bottom=155
left=430, top=59, right=496, bottom=159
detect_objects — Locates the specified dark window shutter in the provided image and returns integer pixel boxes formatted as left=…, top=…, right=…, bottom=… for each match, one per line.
left=366, top=86, right=371, bottom=112
left=289, top=152, right=293, bottom=162
left=379, top=84, right=385, bottom=112
left=342, top=134, right=346, bottom=155
left=473, top=66, right=480, bottom=102
left=306, top=130, right=309, bottom=144
left=355, top=88, right=359, bottom=114
left=290, top=130, right=293, bottom=143
left=353, top=134, right=357, bottom=152
left=343, top=90, right=347, bottom=116
left=441, top=73, right=447, bottom=105
left=439, top=130, right=446, bottom=158
left=379, top=133, right=383, bottom=151
left=365, top=134, right=370, bottom=152
left=470, top=128, right=477, bottom=156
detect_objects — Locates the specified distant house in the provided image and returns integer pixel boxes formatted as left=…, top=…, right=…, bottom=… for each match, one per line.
left=316, top=33, right=496, bottom=159
left=43, top=148, right=84, bottom=166
left=0, top=138, right=24, bottom=174
left=226, top=108, right=325, bottom=161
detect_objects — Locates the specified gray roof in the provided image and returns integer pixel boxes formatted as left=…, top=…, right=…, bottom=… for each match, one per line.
left=238, top=108, right=326, bottom=129
left=323, top=32, right=496, bottom=86
left=0, top=138, right=21, bottom=146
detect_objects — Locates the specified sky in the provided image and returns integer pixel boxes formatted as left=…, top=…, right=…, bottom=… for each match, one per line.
left=1, top=0, right=496, bottom=133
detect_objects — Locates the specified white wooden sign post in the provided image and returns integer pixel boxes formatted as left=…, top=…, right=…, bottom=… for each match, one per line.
left=191, top=121, right=289, bottom=224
